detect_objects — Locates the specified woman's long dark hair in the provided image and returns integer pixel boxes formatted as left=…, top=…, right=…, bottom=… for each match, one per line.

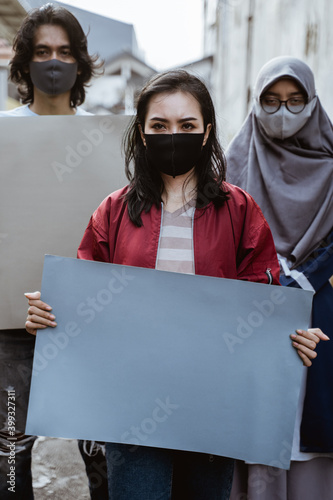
left=123, top=70, right=229, bottom=227
left=10, top=4, right=103, bottom=107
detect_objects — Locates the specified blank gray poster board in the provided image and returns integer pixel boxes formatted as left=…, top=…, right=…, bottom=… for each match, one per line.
left=0, top=115, right=129, bottom=329
left=26, top=255, right=314, bottom=469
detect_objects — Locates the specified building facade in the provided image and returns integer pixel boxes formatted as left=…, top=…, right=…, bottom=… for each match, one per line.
left=204, top=0, right=333, bottom=144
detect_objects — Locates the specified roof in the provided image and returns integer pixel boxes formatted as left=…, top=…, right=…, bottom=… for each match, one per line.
left=25, top=1, right=141, bottom=63
left=104, top=51, right=156, bottom=77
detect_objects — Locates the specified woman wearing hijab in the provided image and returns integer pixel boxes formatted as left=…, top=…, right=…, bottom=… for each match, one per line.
left=227, top=56, right=333, bottom=499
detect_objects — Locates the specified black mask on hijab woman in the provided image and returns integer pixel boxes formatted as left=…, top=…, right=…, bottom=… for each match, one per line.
left=226, top=56, right=333, bottom=268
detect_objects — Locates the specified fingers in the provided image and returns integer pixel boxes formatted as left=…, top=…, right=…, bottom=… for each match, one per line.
left=25, top=291, right=53, bottom=312
left=26, top=307, right=57, bottom=327
left=25, top=311, right=57, bottom=333
left=307, top=328, right=330, bottom=341
left=27, top=306, right=56, bottom=324
left=290, top=328, right=330, bottom=367
left=291, top=328, right=330, bottom=347
left=24, top=291, right=56, bottom=335
left=25, top=321, right=45, bottom=336
left=292, top=341, right=317, bottom=367
left=291, top=330, right=318, bottom=351
left=24, top=291, right=41, bottom=300
left=295, top=349, right=313, bottom=368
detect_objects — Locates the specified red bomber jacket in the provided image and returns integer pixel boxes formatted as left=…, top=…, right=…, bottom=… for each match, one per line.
left=77, top=183, right=280, bottom=285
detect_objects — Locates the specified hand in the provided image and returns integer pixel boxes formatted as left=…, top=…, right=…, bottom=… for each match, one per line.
left=290, top=328, right=330, bottom=367
left=25, top=291, right=57, bottom=336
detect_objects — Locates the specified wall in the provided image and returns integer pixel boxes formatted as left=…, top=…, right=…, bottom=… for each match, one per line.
left=204, top=0, right=333, bottom=144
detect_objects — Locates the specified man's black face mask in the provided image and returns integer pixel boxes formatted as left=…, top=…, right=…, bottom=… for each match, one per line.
left=29, top=59, right=78, bottom=96
left=144, top=133, right=205, bottom=178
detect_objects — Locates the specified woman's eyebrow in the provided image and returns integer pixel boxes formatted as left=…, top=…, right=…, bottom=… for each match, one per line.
left=148, top=117, right=198, bottom=122
left=149, top=117, right=168, bottom=122
left=264, top=90, right=304, bottom=96
left=178, top=117, right=198, bottom=122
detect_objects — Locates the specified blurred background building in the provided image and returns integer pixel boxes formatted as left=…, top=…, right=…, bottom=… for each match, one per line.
left=0, top=0, right=27, bottom=109
left=203, top=0, right=333, bottom=143
left=0, top=0, right=332, bottom=143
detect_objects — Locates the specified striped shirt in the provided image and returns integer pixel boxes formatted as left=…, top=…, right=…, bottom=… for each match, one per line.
left=155, top=202, right=195, bottom=274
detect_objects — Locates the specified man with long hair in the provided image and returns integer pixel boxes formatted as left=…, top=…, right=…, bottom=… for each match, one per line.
left=0, top=4, right=108, bottom=499
left=1, top=3, right=102, bottom=116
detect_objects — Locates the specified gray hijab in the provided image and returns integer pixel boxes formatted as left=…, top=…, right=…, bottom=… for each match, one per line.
left=226, top=56, right=333, bottom=267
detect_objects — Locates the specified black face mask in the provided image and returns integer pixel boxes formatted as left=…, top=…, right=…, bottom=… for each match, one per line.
left=29, top=59, right=78, bottom=96
left=144, top=133, right=205, bottom=178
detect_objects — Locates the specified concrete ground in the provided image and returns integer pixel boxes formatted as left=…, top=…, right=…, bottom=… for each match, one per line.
left=31, top=437, right=90, bottom=499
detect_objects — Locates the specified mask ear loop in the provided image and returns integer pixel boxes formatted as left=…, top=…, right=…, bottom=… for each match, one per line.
left=138, top=123, right=146, bottom=147
left=202, top=129, right=206, bottom=148
left=143, top=135, right=157, bottom=180
left=140, top=126, right=153, bottom=178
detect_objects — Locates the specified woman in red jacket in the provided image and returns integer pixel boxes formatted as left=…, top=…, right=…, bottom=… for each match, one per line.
left=25, top=70, right=327, bottom=500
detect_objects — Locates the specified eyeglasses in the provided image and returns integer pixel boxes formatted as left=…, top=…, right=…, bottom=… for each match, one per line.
left=260, top=96, right=307, bottom=114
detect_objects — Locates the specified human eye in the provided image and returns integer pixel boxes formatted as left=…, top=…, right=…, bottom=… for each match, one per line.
left=263, top=97, right=278, bottom=106
left=35, top=48, right=48, bottom=57
left=61, top=49, right=72, bottom=57
left=261, top=96, right=280, bottom=113
left=182, top=122, right=195, bottom=131
left=288, top=96, right=305, bottom=106
left=151, top=123, right=166, bottom=131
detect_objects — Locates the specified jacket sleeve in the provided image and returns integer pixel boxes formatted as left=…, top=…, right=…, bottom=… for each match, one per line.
left=280, top=228, right=333, bottom=292
left=77, top=196, right=112, bottom=263
left=229, top=186, right=280, bottom=284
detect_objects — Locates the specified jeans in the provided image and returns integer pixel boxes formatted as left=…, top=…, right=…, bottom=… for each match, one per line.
left=106, top=442, right=234, bottom=499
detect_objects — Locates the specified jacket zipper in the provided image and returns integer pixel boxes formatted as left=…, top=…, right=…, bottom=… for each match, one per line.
left=265, top=268, right=273, bottom=284
left=155, top=203, right=164, bottom=268
left=191, top=207, right=196, bottom=274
